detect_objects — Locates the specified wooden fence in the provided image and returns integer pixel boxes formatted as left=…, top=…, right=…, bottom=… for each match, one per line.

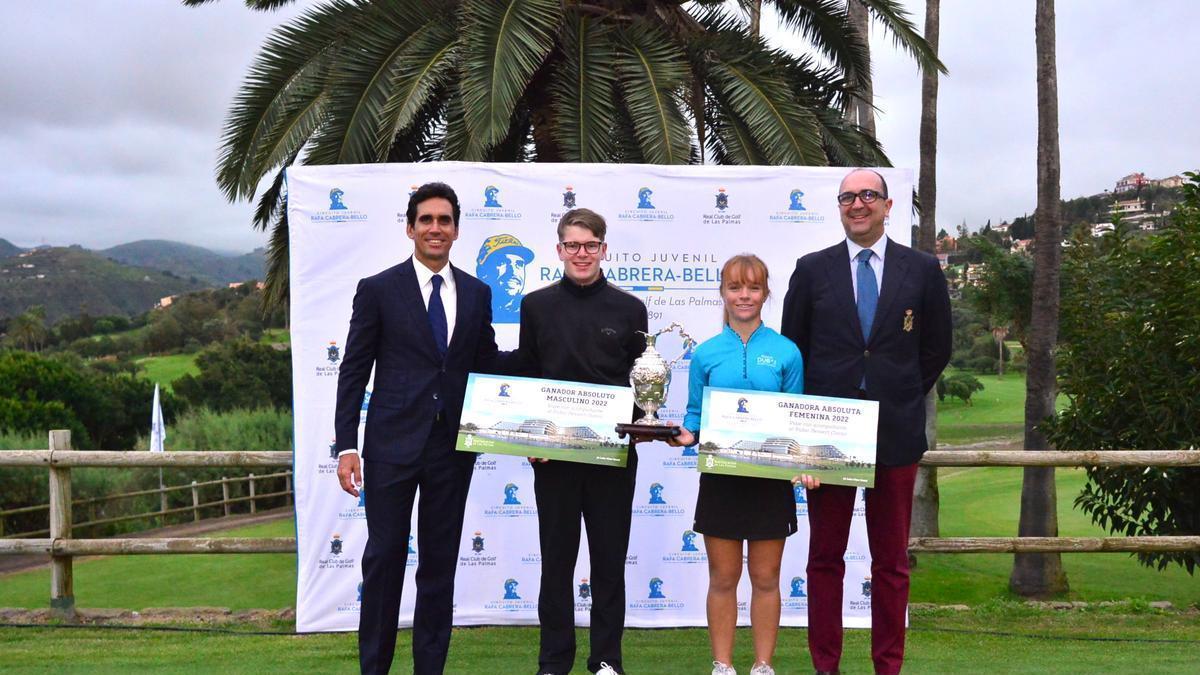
left=0, top=470, right=293, bottom=538
left=0, top=431, right=1197, bottom=620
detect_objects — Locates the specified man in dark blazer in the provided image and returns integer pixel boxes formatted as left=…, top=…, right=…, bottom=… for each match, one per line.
left=781, top=169, right=951, bottom=675
left=334, top=182, right=501, bottom=675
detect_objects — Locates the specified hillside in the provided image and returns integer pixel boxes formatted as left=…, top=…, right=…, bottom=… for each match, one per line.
left=100, top=240, right=265, bottom=285
left=0, top=247, right=206, bottom=323
left=0, top=238, right=24, bottom=259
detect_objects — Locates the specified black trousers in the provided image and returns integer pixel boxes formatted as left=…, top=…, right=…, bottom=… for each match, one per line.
left=532, top=449, right=638, bottom=674
left=359, top=421, right=476, bottom=675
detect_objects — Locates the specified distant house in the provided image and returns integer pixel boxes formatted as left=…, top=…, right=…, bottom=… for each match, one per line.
left=1011, top=239, right=1032, bottom=254
left=1114, top=172, right=1147, bottom=193
left=1092, top=222, right=1115, bottom=237
left=157, top=295, right=176, bottom=309
left=1153, top=175, right=1185, bottom=189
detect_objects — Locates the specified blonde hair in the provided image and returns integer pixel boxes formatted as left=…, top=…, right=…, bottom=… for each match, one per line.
left=720, top=254, right=770, bottom=325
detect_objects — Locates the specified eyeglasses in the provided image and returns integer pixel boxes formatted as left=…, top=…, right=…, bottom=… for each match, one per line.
left=559, top=241, right=603, bottom=254
left=836, top=189, right=886, bottom=206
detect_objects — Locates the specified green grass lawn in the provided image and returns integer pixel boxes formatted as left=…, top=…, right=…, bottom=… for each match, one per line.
left=0, top=605, right=1196, bottom=674
left=911, top=466, right=1200, bottom=607
left=935, top=370, right=1029, bottom=444
left=135, top=353, right=199, bottom=391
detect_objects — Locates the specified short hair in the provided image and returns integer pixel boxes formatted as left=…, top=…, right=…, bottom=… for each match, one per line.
left=406, top=182, right=461, bottom=227
left=720, top=254, right=771, bottom=325
left=556, top=208, right=607, bottom=241
left=840, top=168, right=889, bottom=199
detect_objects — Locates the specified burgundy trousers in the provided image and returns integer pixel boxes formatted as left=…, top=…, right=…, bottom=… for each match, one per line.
left=806, top=463, right=918, bottom=675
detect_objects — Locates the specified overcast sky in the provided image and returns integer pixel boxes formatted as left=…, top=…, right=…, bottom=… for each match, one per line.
left=1, top=1, right=1195, bottom=253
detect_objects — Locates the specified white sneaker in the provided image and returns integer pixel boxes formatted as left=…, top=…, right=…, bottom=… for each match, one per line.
left=748, top=663, right=774, bottom=675
left=596, top=663, right=620, bottom=675
left=712, top=661, right=737, bottom=675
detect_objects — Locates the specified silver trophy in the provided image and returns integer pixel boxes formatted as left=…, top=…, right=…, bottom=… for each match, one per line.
left=616, top=322, right=695, bottom=440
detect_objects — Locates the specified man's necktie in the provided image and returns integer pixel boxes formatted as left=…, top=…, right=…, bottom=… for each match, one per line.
left=428, top=274, right=448, bottom=356
left=856, top=249, right=878, bottom=341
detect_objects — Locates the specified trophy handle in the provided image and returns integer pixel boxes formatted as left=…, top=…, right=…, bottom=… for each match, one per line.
left=658, top=323, right=696, bottom=370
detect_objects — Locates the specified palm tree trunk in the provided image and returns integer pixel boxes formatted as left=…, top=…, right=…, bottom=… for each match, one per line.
left=1010, top=0, right=1068, bottom=598
left=843, top=0, right=875, bottom=135
left=910, top=0, right=941, bottom=550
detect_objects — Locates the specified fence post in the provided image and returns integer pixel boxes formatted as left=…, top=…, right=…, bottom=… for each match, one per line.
left=222, top=477, right=231, bottom=517
left=285, top=472, right=292, bottom=505
left=248, top=473, right=257, bottom=514
left=191, top=481, right=200, bottom=522
left=48, top=429, right=75, bottom=621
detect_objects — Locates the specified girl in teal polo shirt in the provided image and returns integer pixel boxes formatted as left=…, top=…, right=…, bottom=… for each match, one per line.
left=668, top=254, right=803, bottom=675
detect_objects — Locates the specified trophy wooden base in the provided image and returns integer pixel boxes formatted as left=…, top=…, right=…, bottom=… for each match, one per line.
left=615, top=423, right=681, bottom=440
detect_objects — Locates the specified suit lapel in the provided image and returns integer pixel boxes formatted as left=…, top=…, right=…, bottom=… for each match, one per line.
left=823, top=242, right=865, bottom=343
left=869, top=238, right=910, bottom=343
left=447, top=265, right=475, bottom=354
left=396, top=258, right=441, bottom=360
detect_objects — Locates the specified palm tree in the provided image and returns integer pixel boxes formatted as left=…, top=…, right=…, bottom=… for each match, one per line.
left=9, top=306, right=48, bottom=352
left=186, top=0, right=943, bottom=299
left=1010, top=0, right=1067, bottom=597
left=910, top=0, right=940, bottom=546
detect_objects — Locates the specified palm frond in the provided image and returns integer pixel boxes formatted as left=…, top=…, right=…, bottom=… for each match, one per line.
left=701, top=32, right=827, bottom=166
left=549, top=13, right=619, bottom=163
left=459, top=0, right=562, bottom=153
left=305, top=2, right=454, bottom=166
left=764, top=0, right=871, bottom=87
left=182, top=0, right=299, bottom=9
left=262, top=190, right=290, bottom=312
left=441, top=88, right=487, bottom=161
left=612, top=20, right=693, bottom=165
left=386, top=97, right=448, bottom=163
left=857, top=0, right=946, bottom=74
left=706, top=94, right=770, bottom=165
left=215, top=0, right=354, bottom=201
left=252, top=147, right=300, bottom=232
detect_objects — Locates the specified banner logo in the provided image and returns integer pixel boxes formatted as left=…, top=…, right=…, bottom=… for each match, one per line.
left=630, top=576, right=684, bottom=610
left=504, top=483, right=521, bottom=505
left=471, top=531, right=485, bottom=553
left=563, top=185, right=577, bottom=208
left=637, top=187, right=655, bottom=209
left=681, top=530, right=699, bottom=552
left=861, top=576, right=872, bottom=598
left=503, top=578, right=521, bottom=600
left=736, top=397, right=750, bottom=414
left=330, top=534, right=343, bottom=556
left=319, top=533, right=356, bottom=570
left=460, top=530, right=497, bottom=567
left=477, top=234, right=533, bottom=323
left=578, top=579, right=591, bottom=600
left=329, top=188, right=348, bottom=210
left=466, top=185, right=522, bottom=221
left=484, top=185, right=503, bottom=208
left=788, top=189, right=807, bottom=211
left=313, top=187, right=367, bottom=223
left=790, top=576, right=807, bottom=598
left=326, top=341, right=341, bottom=364
left=662, top=530, right=705, bottom=564
left=768, top=187, right=825, bottom=224
left=715, top=188, right=729, bottom=212
left=618, top=186, right=674, bottom=222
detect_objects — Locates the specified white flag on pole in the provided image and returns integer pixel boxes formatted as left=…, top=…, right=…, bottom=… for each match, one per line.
left=150, top=383, right=166, bottom=453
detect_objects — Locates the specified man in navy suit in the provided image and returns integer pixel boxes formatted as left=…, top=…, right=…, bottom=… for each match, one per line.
left=781, top=169, right=951, bottom=675
left=335, top=182, right=501, bottom=675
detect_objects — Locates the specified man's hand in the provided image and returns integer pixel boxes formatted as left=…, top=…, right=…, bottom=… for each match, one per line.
left=337, top=453, right=363, bottom=497
left=792, top=473, right=821, bottom=490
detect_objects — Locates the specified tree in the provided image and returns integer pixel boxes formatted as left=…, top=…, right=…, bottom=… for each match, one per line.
left=1011, top=0, right=1067, bottom=597
left=911, top=0, right=942, bottom=547
left=186, top=0, right=944, bottom=302
left=961, top=237, right=1033, bottom=350
left=1046, top=172, right=1200, bottom=574
left=174, top=340, right=293, bottom=412
left=941, top=372, right=983, bottom=406
left=8, top=306, right=48, bottom=352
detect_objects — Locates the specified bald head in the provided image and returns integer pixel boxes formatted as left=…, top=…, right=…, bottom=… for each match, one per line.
left=837, top=169, right=893, bottom=247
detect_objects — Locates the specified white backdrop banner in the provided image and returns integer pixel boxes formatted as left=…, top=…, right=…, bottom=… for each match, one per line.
left=288, top=162, right=913, bottom=633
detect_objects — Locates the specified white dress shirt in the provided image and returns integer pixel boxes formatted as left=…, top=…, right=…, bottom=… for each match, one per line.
left=846, top=235, right=887, bottom=303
